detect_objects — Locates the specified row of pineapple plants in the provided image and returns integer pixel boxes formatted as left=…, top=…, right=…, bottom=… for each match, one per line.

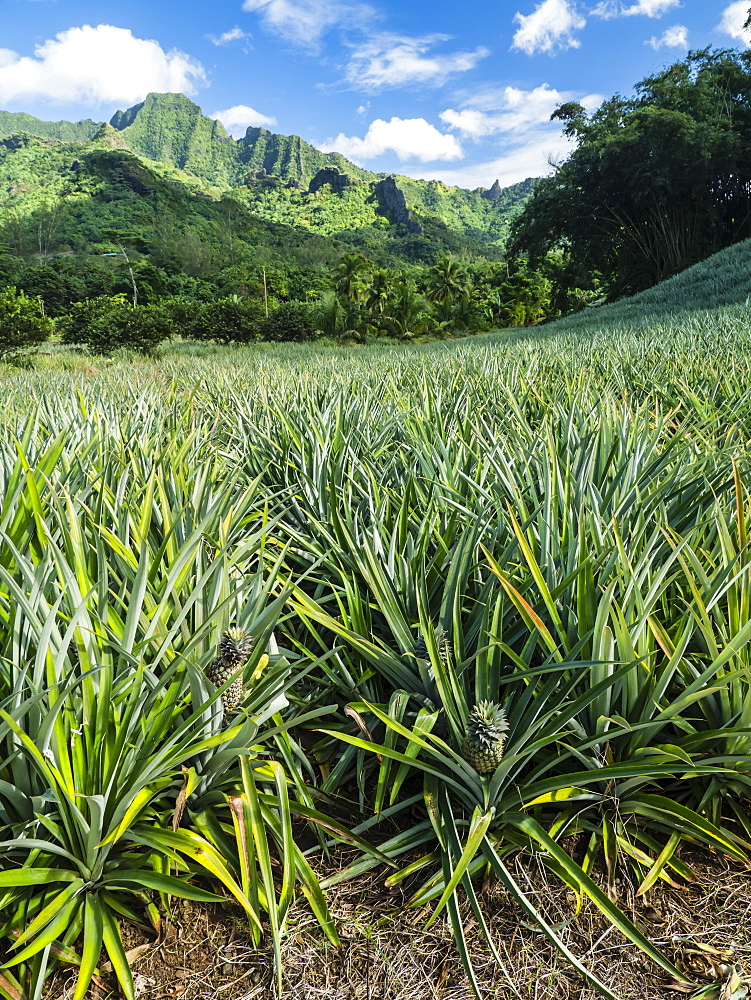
left=0, top=402, right=362, bottom=1000
left=1, top=308, right=751, bottom=998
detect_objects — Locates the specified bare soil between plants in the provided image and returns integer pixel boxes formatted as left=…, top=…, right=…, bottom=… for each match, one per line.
left=47, top=849, right=751, bottom=1000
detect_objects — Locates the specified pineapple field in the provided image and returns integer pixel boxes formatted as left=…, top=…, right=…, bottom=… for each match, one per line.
left=2, top=246, right=751, bottom=1000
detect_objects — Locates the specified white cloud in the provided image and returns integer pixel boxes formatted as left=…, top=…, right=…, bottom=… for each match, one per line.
left=344, top=34, right=489, bottom=91
left=320, top=117, right=464, bottom=163
left=208, top=27, right=251, bottom=46
left=441, top=83, right=600, bottom=138
left=0, top=25, right=206, bottom=107
left=432, top=84, right=602, bottom=188
left=646, top=23, right=688, bottom=48
left=717, top=2, right=751, bottom=45
left=413, top=151, right=552, bottom=191
left=592, top=0, right=680, bottom=18
left=241, top=0, right=375, bottom=48
left=439, top=109, right=499, bottom=139
left=211, top=104, right=277, bottom=137
left=512, top=0, right=587, bottom=55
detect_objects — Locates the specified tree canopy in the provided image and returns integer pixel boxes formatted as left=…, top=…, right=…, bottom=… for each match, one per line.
left=509, top=48, right=751, bottom=297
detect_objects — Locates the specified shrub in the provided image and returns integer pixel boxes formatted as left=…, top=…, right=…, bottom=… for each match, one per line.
left=181, top=297, right=266, bottom=344
left=60, top=296, right=174, bottom=354
left=0, top=287, right=54, bottom=359
left=260, top=300, right=317, bottom=342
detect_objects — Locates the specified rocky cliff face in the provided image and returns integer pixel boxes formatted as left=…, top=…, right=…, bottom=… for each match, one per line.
left=373, top=176, right=424, bottom=235
left=308, top=166, right=352, bottom=193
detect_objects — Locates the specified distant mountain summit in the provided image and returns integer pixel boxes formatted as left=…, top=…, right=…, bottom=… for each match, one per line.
left=0, top=109, right=99, bottom=143
left=106, top=93, right=374, bottom=189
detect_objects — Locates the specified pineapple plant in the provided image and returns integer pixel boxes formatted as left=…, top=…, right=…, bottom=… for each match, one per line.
left=206, top=627, right=254, bottom=714
left=461, top=701, right=509, bottom=774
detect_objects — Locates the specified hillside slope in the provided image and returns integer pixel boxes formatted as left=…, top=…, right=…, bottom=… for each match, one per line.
left=489, top=237, right=751, bottom=352
left=612, top=238, right=751, bottom=313
left=574, top=238, right=751, bottom=325
left=0, top=133, right=355, bottom=293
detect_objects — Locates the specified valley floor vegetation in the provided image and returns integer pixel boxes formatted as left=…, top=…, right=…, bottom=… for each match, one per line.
left=2, top=240, right=751, bottom=1000
left=0, top=250, right=564, bottom=361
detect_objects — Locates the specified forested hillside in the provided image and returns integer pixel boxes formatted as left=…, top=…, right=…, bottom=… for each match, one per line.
left=4, top=45, right=750, bottom=343
left=0, top=110, right=99, bottom=143
left=0, top=92, right=529, bottom=257
left=0, top=91, right=538, bottom=324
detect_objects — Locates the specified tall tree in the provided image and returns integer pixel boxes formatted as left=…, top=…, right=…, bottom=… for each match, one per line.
left=509, top=48, right=751, bottom=297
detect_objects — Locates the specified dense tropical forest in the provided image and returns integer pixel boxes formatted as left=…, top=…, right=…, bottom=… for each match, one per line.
left=0, top=91, right=541, bottom=351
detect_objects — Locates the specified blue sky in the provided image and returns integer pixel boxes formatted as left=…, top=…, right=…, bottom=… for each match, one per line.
left=0, top=0, right=747, bottom=189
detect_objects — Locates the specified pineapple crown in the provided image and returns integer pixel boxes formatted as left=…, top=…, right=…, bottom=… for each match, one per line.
left=219, top=627, right=254, bottom=661
left=466, top=701, right=509, bottom=746
left=414, top=632, right=428, bottom=659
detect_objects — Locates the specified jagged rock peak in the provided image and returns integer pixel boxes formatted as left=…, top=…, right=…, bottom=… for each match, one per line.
left=482, top=179, right=503, bottom=201
left=308, top=166, right=351, bottom=193
left=373, top=176, right=424, bottom=235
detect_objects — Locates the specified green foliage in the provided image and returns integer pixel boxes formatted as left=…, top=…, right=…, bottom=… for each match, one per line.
left=511, top=48, right=751, bottom=297
left=0, top=112, right=98, bottom=142
left=0, top=94, right=530, bottom=311
left=59, top=295, right=174, bottom=354
left=18, top=263, right=87, bottom=316
left=260, top=300, right=317, bottom=342
left=111, top=93, right=240, bottom=188
left=0, top=410, right=345, bottom=998
left=0, top=286, right=53, bottom=358
left=181, top=296, right=267, bottom=343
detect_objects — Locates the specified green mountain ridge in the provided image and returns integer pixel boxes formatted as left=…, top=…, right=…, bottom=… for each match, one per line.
left=0, top=93, right=533, bottom=238
left=0, top=110, right=99, bottom=143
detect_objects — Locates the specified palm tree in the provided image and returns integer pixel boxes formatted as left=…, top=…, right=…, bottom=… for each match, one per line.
left=426, top=256, right=471, bottom=302
left=425, top=256, right=473, bottom=329
left=332, top=252, right=372, bottom=337
left=364, top=268, right=393, bottom=333
left=333, top=253, right=371, bottom=304
left=312, top=289, right=347, bottom=339
left=382, top=279, right=432, bottom=340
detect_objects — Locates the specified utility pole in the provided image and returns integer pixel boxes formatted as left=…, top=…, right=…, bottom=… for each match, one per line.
left=262, top=267, right=269, bottom=318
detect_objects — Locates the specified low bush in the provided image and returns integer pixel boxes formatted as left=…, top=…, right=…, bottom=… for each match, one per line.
left=260, top=300, right=318, bottom=342
left=181, top=297, right=266, bottom=344
left=60, top=296, right=175, bottom=354
left=0, top=287, right=54, bottom=359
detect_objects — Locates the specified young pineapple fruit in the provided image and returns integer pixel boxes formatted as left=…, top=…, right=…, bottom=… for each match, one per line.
left=206, top=627, right=254, bottom=714
left=414, top=625, right=452, bottom=665
left=461, top=701, right=509, bottom=774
